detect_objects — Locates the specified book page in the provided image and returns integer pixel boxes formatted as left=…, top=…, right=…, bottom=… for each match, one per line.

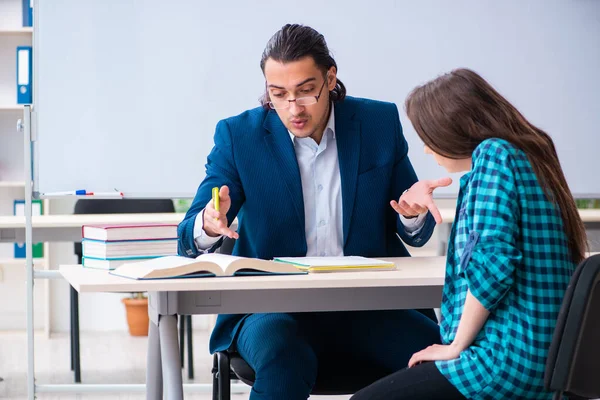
left=196, top=253, right=246, bottom=274
left=197, top=253, right=303, bottom=275
left=229, top=257, right=298, bottom=274
left=111, top=255, right=218, bottom=279
left=140, top=255, right=199, bottom=270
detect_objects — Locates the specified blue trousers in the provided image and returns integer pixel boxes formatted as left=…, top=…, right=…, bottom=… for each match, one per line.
left=234, top=310, right=441, bottom=400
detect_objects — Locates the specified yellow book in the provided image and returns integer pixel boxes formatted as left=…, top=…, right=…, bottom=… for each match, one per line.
left=273, top=256, right=396, bottom=273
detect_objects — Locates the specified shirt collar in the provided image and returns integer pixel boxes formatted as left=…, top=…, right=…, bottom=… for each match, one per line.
left=288, top=104, right=336, bottom=143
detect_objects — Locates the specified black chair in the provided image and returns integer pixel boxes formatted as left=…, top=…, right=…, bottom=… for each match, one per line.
left=71, top=199, right=194, bottom=382
left=212, top=350, right=393, bottom=400
left=544, top=253, right=600, bottom=400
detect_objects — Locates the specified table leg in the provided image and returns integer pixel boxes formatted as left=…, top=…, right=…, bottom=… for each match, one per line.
left=436, top=222, right=450, bottom=256
left=160, top=315, right=183, bottom=400
left=146, top=318, right=162, bottom=400
left=179, top=315, right=185, bottom=368
left=72, top=288, right=81, bottom=383
left=186, top=315, right=194, bottom=380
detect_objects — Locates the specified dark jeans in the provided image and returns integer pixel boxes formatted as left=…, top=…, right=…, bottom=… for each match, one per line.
left=351, top=361, right=466, bottom=400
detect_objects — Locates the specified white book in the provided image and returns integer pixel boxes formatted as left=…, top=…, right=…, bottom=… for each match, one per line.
left=82, top=257, right=157, bottom=270
left=82, top=239, right=177, bottom=258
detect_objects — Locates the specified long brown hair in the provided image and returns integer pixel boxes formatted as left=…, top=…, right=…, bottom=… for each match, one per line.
left=405, top=68, right=586, bottom=263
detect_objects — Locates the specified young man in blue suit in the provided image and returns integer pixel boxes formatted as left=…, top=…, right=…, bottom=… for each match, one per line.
left=178, top=24, right=451, bottom=400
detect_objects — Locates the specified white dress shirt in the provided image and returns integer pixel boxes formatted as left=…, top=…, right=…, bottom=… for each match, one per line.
left=193, top=106, right=425, bottom=253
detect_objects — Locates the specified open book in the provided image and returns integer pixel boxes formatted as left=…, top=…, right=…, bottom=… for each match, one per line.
left=273, top=256, right=396, bottom=273
left=109, top=253, right=307, bottom=280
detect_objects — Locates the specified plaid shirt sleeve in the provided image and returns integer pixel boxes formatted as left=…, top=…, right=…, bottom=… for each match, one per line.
left=461, top=142, right=524, bottom=312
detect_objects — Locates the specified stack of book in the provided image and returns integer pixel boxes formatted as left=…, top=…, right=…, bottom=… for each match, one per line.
left=81, top=223, right=178, bottom=270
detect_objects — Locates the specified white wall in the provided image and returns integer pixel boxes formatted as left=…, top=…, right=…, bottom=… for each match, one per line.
left=34, top=0, right=600, bottom=198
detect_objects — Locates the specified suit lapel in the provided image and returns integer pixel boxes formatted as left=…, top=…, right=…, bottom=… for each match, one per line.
left=335, top=101, right=360, bottom=247
left=263, top=111, right=305, bottom=232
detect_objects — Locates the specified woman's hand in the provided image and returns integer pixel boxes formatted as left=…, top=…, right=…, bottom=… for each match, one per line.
left=408, top=344, right=461, bottom=368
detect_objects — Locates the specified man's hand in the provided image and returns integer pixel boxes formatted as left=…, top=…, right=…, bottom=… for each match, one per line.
left=203, top=185, right=239, bottom=239
left=408, top=344, right=461, bottom=368
left=390, top=177, right=452, bottom=224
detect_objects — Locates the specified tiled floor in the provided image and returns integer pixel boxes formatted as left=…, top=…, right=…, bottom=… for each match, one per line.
left=0, top=330, right=350, bottom=400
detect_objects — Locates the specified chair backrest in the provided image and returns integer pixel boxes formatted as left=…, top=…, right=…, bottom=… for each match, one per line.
left=73, top=199, right=175, bottom=261
left=217, top=237, right=236, bottom=255
left=544, top=253, right=600, bottom=398
left=73, top=199, right=175, bottom=215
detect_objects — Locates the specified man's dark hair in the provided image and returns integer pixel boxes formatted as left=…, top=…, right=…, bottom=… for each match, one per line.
left=259, top=24, right=346, bottom=107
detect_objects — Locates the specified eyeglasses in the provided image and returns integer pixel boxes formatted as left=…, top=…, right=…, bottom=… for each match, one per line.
left=268, top=73, right=329, bottom=110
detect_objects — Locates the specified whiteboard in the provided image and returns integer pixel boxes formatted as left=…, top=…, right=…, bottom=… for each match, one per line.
left=34, top=0, right=600, bottom=198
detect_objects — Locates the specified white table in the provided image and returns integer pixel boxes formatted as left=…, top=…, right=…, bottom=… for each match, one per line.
left=3, top=207, right=599, bottom=248
left=0, top=213, right=186, bottom=243
left=60, top=256, right=446, bottom=400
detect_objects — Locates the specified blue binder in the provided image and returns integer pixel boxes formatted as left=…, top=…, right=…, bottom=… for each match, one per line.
left=16, top=46, right=32, bottom=104
left=22, top=0, right=33, bottom=27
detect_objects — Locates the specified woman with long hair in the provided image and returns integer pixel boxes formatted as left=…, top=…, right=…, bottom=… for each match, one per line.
left=352, top=68, right=586, bottom=399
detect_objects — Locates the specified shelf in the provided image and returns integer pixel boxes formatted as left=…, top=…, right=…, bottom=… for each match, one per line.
left=0, top=27, right=33, bottom=34
left=0, top=181, right=25, bottom=188
left=0, top=105, right=25, bottom=111
left=0, top=258, right=48, bottom=268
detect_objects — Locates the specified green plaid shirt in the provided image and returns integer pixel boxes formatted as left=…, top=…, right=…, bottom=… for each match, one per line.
left=436, top=138, right=576, bottom=399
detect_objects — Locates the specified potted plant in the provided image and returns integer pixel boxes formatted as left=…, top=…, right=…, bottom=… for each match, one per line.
left=122, top=292, right=149, bottom=336
left=576, top=199, right=600, bottom=209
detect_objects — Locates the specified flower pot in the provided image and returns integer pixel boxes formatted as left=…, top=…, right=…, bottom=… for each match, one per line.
left=122, top=297, right=149, bottom=336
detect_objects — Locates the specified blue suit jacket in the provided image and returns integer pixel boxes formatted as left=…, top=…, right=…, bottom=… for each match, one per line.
left=178, top=96, right=436, bottom=353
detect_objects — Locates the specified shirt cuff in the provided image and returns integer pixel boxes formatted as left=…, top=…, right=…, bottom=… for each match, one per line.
left=193, top=208, right=223, bottom=251
left=399, top=213, right=427, bottom=236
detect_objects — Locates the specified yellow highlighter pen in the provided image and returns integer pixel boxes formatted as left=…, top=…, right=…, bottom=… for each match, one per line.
left=212, top=187, right=220, bottom=220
